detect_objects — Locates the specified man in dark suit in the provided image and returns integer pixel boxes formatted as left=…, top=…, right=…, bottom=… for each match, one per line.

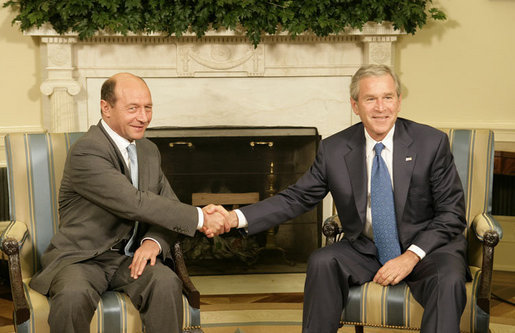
left=225, top=65, right=469, bottom=332
left=30, top=73, right=230, bottom=333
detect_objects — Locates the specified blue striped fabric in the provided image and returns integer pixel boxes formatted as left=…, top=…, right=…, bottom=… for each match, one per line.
left=5, top=133, right=83, bottom=274
left=446, top=129, right=495, bottom=225
left=28, top=134, right=57, bottom=272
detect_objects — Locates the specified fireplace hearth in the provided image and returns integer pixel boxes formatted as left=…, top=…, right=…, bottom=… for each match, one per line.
left=146, top=126, right=322, bottom=275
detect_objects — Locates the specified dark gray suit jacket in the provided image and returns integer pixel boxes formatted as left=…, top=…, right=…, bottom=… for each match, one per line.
left=241, top=118, right=467, bottom=259
left=30, top=122, right=198, bottom=294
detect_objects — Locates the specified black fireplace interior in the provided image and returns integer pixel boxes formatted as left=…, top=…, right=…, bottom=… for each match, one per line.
left=146, top=126, right=322, bottom=275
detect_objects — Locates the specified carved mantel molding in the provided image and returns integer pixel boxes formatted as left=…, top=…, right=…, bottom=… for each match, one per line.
left=26, top=23, right=403, bottom=133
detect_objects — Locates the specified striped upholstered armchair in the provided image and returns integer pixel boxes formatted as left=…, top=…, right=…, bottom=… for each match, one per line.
left=322, top=129, right=503, bottom=333
left=0, top=133, right=202, bottom=333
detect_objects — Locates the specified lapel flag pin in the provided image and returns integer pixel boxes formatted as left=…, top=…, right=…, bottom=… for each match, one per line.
left=406, top=157, right=413, bottom=161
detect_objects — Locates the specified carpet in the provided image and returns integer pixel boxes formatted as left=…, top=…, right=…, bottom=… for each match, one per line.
left=201, top=311, right=515, bottom=333
left=203, top=324, right=515, bottom=333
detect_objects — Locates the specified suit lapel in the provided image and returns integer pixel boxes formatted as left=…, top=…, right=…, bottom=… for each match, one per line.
left=344, top=127, right=367, bottom=226
left=393, top=121, right=416, bottom=223
left=135, top=141, right=148, bottom=191
left=97, top=121, right=132, bottom=183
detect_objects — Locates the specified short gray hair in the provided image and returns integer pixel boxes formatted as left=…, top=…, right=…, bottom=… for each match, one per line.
left=350, top=64, right=401, bottom=101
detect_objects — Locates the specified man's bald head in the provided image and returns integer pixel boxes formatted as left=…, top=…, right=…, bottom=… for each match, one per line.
left=101, top=73, right=148, bottom=108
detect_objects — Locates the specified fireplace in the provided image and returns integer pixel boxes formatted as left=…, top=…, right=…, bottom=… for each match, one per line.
left=146, top=126, right=321, bottom=275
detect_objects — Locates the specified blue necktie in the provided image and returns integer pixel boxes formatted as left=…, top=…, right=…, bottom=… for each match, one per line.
left=124, top=144, right=139, bottom=256
left=371, top=143, right=401, bottom=265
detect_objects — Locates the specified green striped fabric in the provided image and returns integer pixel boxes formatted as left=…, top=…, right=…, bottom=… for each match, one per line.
left=339, top=129, right=501, bottom=332
left=5, top=133, right=201, bottom=333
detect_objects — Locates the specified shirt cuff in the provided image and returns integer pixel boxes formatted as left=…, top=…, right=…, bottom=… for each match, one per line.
left=234, top=209, right=248, bottom=229
left=407, top=244, right=426, bottom=260
left=141, top=237, right=162, bottom=255
left=196, top=207, right=204, bottom=230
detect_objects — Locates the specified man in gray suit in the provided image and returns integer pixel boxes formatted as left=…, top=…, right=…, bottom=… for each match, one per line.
left=225, top=65, right=469, bottom=332
left=30, top=73, right=229, bottom=333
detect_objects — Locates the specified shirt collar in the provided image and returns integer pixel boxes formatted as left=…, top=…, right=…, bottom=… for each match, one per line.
left=101, top=119, right=134, bottom=153
left=364, top=124, right=395, bottom=155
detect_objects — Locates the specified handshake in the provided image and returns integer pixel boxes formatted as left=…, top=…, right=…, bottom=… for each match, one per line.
left=200, top=204, right=239, bottom=238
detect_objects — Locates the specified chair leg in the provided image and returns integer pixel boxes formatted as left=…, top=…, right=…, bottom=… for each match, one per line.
left=354, top=325, right=364, bottom=333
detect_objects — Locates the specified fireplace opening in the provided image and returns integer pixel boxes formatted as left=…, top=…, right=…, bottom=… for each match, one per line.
left=146, top=127, right=322, bottom=275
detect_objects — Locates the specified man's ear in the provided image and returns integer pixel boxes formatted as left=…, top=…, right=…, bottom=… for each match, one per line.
left=100, top=100, right=110, bottom=117
left=350, top=97, right=359, bottom=115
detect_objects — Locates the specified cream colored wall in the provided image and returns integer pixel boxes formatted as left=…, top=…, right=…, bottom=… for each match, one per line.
left=396, top=0, right=515, bottom=144
left=1, top=1, right=514, bottom=139
left=0, top=7, right=42, bottom=133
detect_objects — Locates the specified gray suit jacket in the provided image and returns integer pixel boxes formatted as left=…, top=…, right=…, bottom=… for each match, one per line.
left=241, top=118, right=467, bottom=259
left=30, top=122, right=198, bottom=294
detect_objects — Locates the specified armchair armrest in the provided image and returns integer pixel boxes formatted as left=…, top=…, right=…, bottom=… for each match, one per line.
left=322, top=215, right=343, bottom=246
left=472, top=213, right=503, bottom=241
left=172, top=240, right=200, bottom=309
left=477, top=229, right=500, bottom=314
left=470, top=214, right=502, bottom=314
left=0, top=220, right=29, bottom=246
left=1, top=221, right=30, bottom=325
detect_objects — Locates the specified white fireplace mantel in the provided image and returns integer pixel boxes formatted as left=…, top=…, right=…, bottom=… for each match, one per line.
left=26, top=23, right=403, bottom=136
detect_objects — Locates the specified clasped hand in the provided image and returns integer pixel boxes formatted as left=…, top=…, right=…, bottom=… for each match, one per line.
left=201, top=205, right=239, bottom=238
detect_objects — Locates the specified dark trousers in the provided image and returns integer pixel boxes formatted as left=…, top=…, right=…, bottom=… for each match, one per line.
left=47, top=251, right=183, bottom=333
left=302, top=239, right=468, bottom=333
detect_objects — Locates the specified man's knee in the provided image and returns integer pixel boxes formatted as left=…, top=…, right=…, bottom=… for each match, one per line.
left=156, top=272, right=181, bottom=296
left=438, top=268, right=466, bottom=295
left=307, top=247, right=338, bottom=273
left=48, top=281, right=100, bottom=332
left=145, top=265, right=183, bottom=300
left=413, top=256, right=467, bottom=305
left=51, top=282, right=100, bottom=311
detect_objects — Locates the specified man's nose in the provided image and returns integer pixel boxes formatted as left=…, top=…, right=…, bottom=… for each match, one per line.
left=136, top=108, right=149, bottom=122
left=375, top=99, right=385, bottom=111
